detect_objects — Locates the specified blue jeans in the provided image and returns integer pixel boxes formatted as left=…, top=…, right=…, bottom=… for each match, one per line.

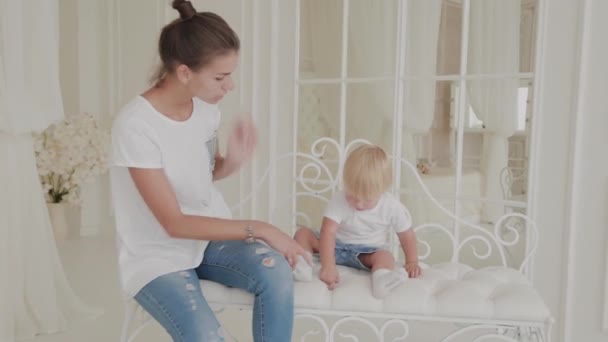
left=134, top=241, right=294, bottom=342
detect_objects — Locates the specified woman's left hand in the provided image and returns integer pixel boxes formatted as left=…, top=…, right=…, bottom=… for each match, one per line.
left=225, top=118, right=257, bottom=166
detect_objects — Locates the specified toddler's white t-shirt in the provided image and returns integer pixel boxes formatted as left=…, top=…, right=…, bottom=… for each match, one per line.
left=324, top=190, right=412, bottom=247
left=110, top=96, right=231, bottom=297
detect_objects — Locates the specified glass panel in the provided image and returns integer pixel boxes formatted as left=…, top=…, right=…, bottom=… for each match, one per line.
left=295, top=83, right=342, bottom=228
left=468, top=0, right=538, bottom=74
left=398, top=81, right=458, bottom=229
left=435, top=0, right=463, bottom=75
left=345, top=82, right=394, bottom=154
left=297, top=83, right=342, bottom=174
left=451, top=78, right=532, bottom=226
left=435, top=0, right=538, bottom=76
left=295, top=183, right=330, bottom=230
left=520, top=0, right=538, bottom=73
left=299, top=0, right=344, bottom=79
left=347, top=0, right=397, bottom=78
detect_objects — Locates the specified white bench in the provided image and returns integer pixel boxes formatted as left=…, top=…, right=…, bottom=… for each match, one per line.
left=121, top=139, right=552, bottom=341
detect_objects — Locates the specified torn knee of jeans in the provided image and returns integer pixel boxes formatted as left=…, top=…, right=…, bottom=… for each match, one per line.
left=179, top=271, right=191, bottom=278
left=218, top=244, right=226, bottom=251
left=185, top=283, right=196, bottom=291
left=262, top=257, right=275, bottom=268
left=255, top=247, right=270, bottom=255
left=203, top=327, right=225, bottom=342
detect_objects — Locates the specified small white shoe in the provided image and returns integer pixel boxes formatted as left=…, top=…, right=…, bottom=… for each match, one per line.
left=293, top=252, right=314, bottom=282
left=372, top=268, right=407, bottom=299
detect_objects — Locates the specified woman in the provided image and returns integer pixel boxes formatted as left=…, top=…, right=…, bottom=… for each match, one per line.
left=110, top=1, right=307, bottom=341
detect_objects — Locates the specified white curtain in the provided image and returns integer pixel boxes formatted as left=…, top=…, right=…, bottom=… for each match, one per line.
left=0, top=1, right=98, bottom=340
left=401, top=0, right=442, bottom=162
left=400, top=0, right=442, bottom=225
left=467, top=0, right=520, bottom=223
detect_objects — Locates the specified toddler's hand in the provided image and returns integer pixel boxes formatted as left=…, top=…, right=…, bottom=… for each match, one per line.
left=405, top=262, right=421, bottom=278
left=319, top=266, right=340, bottom=290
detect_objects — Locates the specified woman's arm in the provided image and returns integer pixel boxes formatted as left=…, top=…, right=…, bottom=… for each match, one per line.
left=212, top=144, right=240, bottom=181
left=129, top=167, right=306, bottom=265
left=130, top=167, right=262, bottom=239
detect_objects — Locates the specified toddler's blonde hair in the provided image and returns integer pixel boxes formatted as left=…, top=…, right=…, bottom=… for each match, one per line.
left=342, top=144, right=392, bottom=200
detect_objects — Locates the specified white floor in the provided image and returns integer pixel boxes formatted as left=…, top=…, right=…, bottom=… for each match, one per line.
left=26, top=231, right=506, bottom=342
left=28, top=230, right=250, bottom=342
left=28, top=231, right=163, bottom=342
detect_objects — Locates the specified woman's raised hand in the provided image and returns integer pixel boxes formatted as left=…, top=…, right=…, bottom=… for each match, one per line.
left=225, top=117, right=257, bottom=165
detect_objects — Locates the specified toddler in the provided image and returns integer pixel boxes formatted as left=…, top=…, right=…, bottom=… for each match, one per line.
left=293, top=144, right=420, bottom=299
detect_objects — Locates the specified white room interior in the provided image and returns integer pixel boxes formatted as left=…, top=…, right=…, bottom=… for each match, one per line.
left=1, top=0, right=606, bottom=341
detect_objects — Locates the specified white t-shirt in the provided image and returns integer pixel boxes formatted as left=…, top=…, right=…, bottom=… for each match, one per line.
left=324, top=191, right=412, bottom=247
left=110, top=96, right=232, bottom=297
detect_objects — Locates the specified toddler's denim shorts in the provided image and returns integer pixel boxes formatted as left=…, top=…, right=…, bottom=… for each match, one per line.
left=314, top=231, right=384, bottom=271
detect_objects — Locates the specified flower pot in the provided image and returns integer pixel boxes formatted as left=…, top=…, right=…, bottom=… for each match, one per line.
left=47, top=203, right=70, bottom=241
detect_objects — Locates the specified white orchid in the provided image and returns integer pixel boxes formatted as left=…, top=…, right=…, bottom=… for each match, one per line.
left=33, top=113, right=110, bottom=205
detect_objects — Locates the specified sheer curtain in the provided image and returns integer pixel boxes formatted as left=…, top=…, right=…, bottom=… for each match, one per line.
left=401, top=0, right=442, bottom=164
left=0, top=1, right=98, bottom=340
left=400, top=0, right=442, bottom=224
left=467, top=0, right=520, bottom=223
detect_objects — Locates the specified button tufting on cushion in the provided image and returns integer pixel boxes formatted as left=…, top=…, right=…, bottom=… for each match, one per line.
left=200, top=262, right=550, bottom=322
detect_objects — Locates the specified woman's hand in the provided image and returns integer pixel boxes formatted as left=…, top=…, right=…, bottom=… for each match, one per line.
left=257, top=222, right=310, bottom=269
left=225, top=118, right=257, bottom=166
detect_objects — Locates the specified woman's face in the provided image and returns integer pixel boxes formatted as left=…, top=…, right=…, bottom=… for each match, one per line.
left=185, top=51, right=239, bottom=104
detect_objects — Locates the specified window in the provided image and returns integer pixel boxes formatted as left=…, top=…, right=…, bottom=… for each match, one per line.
left=451, top=83, right=531, bottom=133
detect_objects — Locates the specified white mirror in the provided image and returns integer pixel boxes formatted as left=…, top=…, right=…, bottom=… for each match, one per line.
left=296, top=0, right=538, bottom=235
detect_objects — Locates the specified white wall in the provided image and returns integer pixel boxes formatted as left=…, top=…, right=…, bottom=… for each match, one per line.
left=533, top=0, right=608, bottom=341
left=58, top=0, right=111, bottom=236
left=528, top=0, right=583, bottom=340
left=563, top=0, right=608, bottom=340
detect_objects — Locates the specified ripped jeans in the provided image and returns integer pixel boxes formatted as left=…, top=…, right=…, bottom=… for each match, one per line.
left=134, top=241, right=294, bottom=342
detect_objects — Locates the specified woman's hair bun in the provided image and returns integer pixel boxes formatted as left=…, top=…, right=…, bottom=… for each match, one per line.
left=172, top=0, right=197, bottom=20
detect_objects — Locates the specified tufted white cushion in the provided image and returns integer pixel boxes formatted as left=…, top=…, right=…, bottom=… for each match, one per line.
left=199, top=262, right=550, bottom=322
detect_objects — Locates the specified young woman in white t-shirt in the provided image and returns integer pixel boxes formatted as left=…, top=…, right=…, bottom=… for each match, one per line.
left=110, top=1, right=308, bottom=341
left=293, top=144, right=421, bottom=299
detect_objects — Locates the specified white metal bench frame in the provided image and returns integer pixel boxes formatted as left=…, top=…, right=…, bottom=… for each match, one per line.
left=120, top=138, right=553, bottom=341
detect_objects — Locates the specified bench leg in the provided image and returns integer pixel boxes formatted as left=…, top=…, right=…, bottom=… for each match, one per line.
left=120, top=302, right=137, bottom=342
left=120, top=301, right=155, bottom=342
left=540, top=319, right=554, bottom=342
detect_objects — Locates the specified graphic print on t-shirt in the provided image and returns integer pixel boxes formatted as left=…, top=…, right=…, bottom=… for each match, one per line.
left=206, top=131, right=217, bottom=172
